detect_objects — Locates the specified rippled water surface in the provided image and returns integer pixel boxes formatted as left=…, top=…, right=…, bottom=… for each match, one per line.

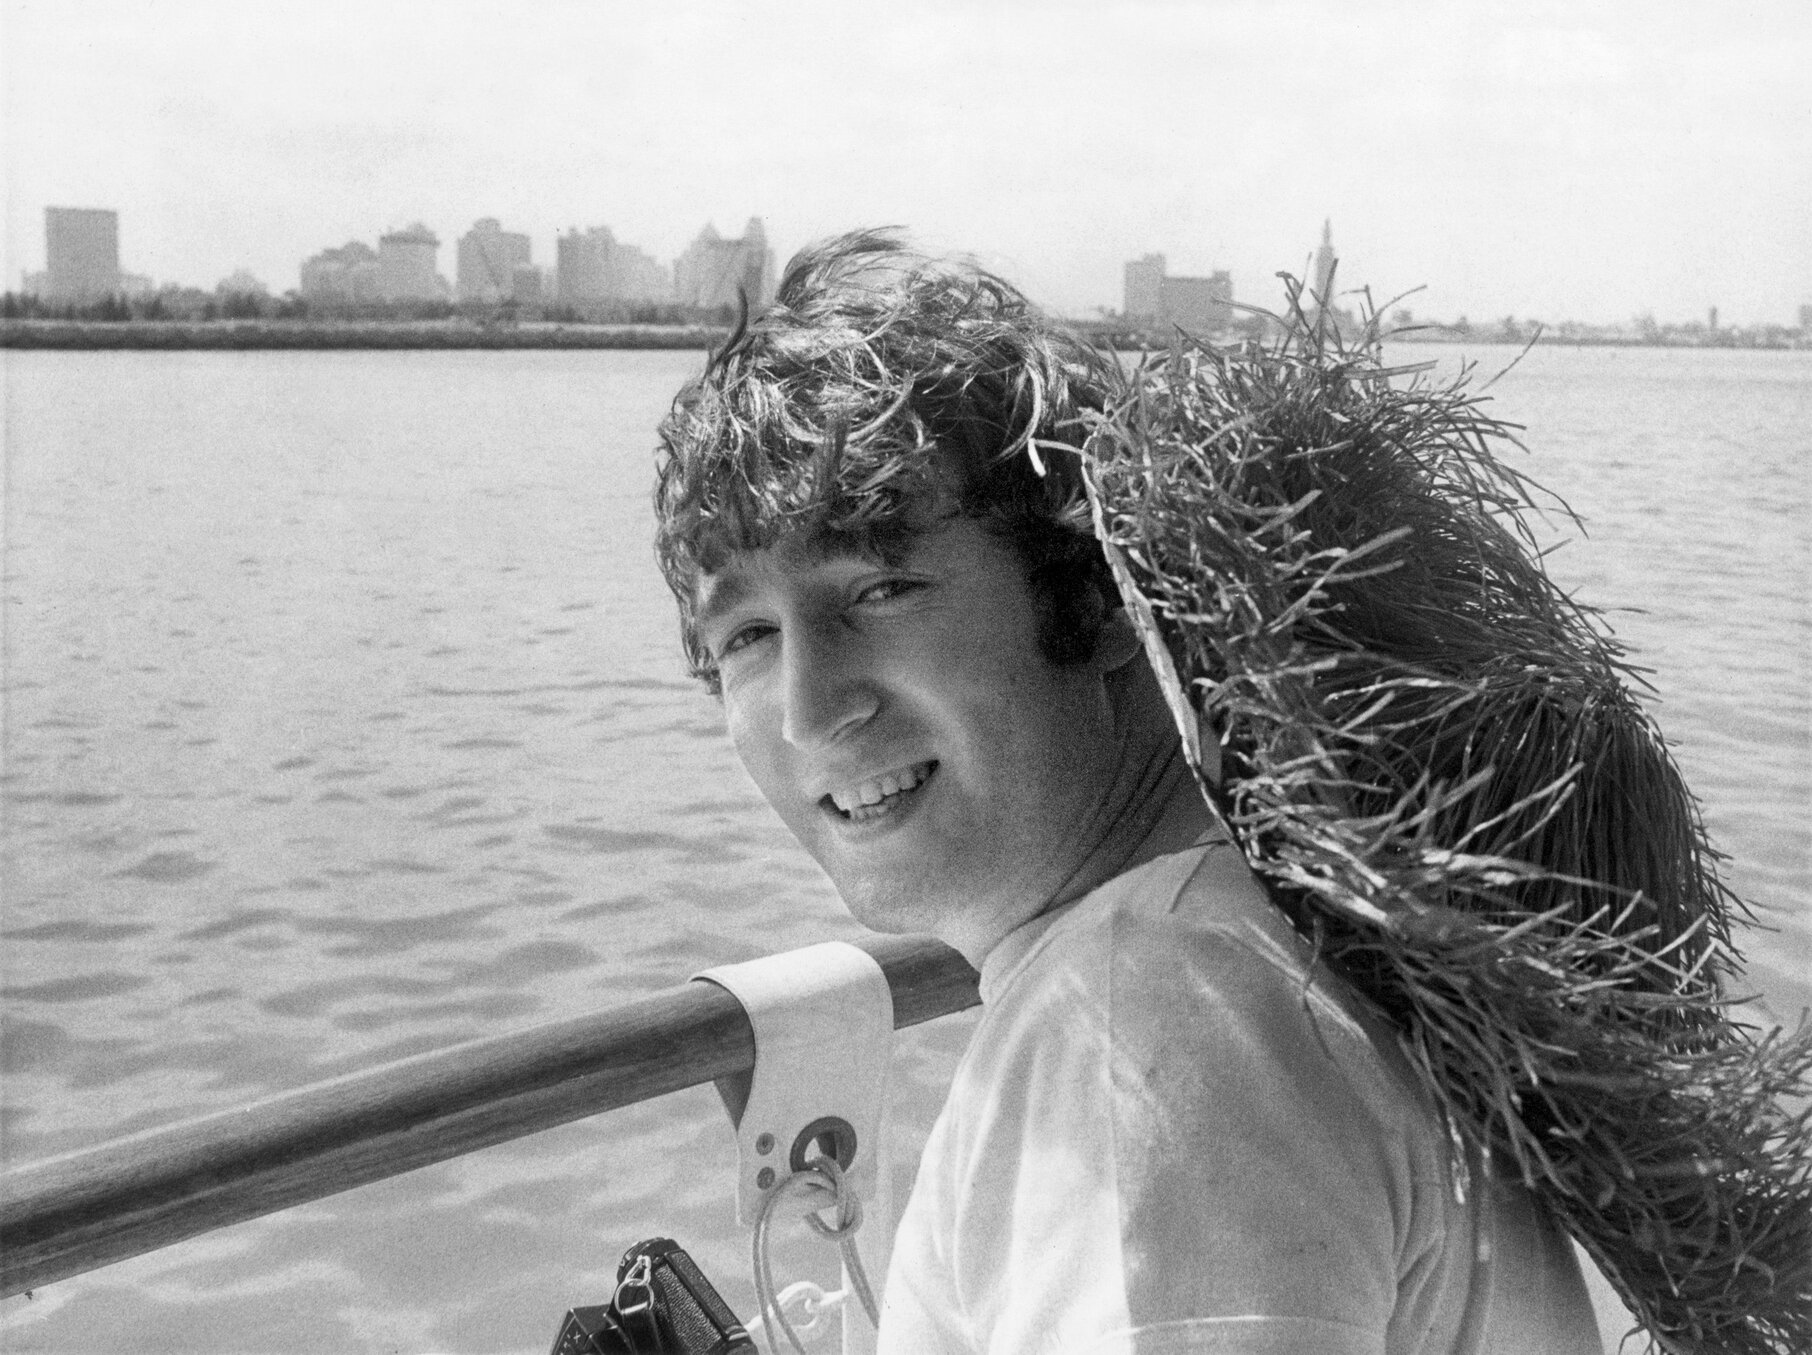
left=2, top=344, right=1806, bottom=1352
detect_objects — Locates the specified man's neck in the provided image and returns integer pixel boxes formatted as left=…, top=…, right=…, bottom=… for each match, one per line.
left=945, top=663, right=1217, bottom=968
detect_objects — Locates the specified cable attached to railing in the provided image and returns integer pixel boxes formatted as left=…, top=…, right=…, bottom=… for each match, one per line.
left=693, top=941, right=896, bottom=1353
left=748, top=1156, right=879, bottom=1354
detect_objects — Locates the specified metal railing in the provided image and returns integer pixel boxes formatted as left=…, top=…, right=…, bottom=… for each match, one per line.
left=0, top=935, right=980, bottom=1299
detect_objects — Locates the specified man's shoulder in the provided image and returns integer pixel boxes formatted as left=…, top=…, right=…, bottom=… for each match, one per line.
left=982, top=839, right=1422, bottom=1109
left=982, top=840, right=1324, bottom=1020
left=989, top=840, right=1294, bottom=982
left=977, top=842, right=1228, bottom=1002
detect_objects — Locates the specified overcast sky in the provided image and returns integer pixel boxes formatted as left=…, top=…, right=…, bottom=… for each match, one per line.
left=5, top=0, right=1808, bottom=324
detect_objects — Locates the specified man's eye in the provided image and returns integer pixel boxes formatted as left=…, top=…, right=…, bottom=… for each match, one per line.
left=855, top=578, right=924, bottom=605
left=717, top=622, right=776, bottom=659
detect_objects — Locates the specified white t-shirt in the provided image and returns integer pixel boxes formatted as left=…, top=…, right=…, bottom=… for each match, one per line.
left=878, top=842, right=1602, bottom=1355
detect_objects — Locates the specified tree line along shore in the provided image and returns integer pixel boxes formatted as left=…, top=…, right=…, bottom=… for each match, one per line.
left=1, top=318, right=730, bottom=350
left=8, top=315, right=1806, bottom=353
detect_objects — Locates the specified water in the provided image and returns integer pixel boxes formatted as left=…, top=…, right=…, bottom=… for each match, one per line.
left=2, top=343, right=1807, bottom=1353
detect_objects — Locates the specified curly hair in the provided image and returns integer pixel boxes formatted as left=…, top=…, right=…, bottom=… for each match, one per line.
left=653, top=229, right=1119, bottom=689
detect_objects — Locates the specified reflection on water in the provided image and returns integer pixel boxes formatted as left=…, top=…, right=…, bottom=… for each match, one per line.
left=1, top=344, right=1806, bottom=1353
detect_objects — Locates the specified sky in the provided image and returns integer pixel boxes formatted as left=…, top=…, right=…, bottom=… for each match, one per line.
left=4, top=0, right=1809, bottom=326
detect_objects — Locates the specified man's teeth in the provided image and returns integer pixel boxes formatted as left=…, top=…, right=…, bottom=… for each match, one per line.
left=832, top=762, right=932, bottom=814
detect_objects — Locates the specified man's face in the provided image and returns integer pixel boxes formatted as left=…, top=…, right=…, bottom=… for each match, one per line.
left=695, top=517, right=1135, bottom=957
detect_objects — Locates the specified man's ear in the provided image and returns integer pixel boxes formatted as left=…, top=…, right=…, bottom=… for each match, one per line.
left=1095, top=605, right=1144, bottom=674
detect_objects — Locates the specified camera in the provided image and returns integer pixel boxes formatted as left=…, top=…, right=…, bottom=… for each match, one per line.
left=551, top=1237, right=754, bottom=1355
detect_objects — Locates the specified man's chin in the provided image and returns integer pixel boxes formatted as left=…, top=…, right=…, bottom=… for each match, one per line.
left=832, top=878, right=950, bottom=940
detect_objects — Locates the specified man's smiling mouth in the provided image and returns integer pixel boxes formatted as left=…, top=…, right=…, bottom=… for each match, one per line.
left=823, top=760, right=938, bottom=822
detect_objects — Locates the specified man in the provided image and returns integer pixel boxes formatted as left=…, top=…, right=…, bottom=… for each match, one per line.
left=653, top=232, right=1607, bottom=1352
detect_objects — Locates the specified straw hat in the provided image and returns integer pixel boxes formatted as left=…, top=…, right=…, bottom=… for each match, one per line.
left=1080, top=298, right=1812, bottom=1355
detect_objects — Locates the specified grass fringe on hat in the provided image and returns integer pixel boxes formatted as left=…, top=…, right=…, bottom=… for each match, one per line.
left=1078, top=288, right=1812, bottom=1354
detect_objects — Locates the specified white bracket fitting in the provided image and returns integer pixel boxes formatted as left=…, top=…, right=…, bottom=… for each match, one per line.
left=694, top=941, right=896, bottom=1226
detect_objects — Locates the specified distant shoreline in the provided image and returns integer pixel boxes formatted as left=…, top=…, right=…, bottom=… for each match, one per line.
left=1379, top=329, right=1808, bottom=350
left=1, top=319, right=728, bottom=350
left=7, top=317, right=1806, bottom=353
left=1069, top=320, right=1810, bottom=352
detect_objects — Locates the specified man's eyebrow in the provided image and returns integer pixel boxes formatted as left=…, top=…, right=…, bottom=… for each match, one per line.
left=694, top=530, right=920, bottom=631
left=694, top=572, right=751, bottom=630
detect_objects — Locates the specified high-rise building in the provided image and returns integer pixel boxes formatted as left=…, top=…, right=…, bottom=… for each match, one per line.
left=1308, top=219, right=1338, bottom=309
left=376, top=223, right=447, bottom=301
left=1120, top=252, right=1234, bottom=331
left=44, top=207, right=121, bottom=303
left=607, top=240, right=670, bottom=306
left=673, top=218, right=775, bottom=312
left=512, top=264, right=551, bottom=308
left=1124, top=253, right=1165, bottom=319
left=555, top=226, right=671, bottom=310
left=300, top=241, right=381, bottom=305
left=556, top=228, right=609, bottom=307
left=457, top=219, right=532, bottom=304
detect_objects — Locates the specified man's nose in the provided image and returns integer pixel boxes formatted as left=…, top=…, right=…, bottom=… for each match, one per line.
left=780, top=617, right=878, bottom=750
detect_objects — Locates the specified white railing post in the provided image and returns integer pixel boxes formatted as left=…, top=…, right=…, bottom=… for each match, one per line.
left=696, top=942, right=898, bottom=1353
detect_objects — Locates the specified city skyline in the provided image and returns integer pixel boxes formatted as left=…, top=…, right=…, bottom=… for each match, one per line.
left=5, top=2, right=1808, bottom=327
left=16, top=207, right=777, bottom=310
left=16, top=203, right=1798, bottom=338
